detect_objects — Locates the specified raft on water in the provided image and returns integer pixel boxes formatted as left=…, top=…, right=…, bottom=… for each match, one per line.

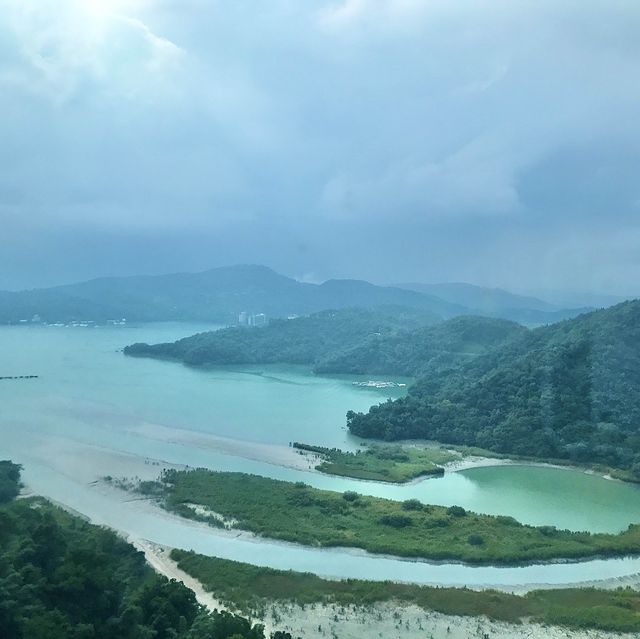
left=352, top=380, right=406, bottom=388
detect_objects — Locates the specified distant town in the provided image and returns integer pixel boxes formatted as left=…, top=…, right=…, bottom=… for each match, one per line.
left=237, top=312, right=268, bottom=327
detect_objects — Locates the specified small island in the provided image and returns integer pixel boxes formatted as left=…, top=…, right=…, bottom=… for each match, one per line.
left=292, top=442, right=456, bottom=483
left=111, top=468, right=640, bottom=566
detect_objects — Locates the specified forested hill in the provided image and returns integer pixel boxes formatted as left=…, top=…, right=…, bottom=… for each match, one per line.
left=124, top=308, right=524, bottom=374
left=314, top=315, right=527, bottom=376
left=0, top=461, right=280, bottom=639
left=347, top=300, right=640, bottom=475
left=125, top=307, right=439, bottom=366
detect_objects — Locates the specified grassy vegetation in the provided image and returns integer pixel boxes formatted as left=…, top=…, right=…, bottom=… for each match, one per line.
left=136, top=469, right=640, bottom=565
left=292, top=443, right=457, bottom=482
left=171, top=550, right=640, bottom=633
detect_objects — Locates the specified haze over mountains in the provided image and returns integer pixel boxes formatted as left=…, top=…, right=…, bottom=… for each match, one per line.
left=396, top=282, right=591, bottom=326
left=0, top=265, right=596, bottom=327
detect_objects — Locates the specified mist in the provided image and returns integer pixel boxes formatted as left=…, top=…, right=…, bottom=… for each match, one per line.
left=1, top=0, right=639, bottom=296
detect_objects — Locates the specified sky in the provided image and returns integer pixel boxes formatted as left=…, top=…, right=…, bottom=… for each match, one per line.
left=1, top=0, right=639, bottom=296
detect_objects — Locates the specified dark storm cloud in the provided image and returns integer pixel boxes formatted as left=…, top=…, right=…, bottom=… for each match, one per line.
left=0, top=0, right=639, bottom=294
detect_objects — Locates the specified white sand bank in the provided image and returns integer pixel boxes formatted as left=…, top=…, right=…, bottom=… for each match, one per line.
left=129, top=422, right=319, bottom=471
left=136, top=541, right=634, bottom=639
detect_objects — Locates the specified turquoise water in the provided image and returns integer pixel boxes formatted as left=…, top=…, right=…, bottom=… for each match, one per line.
left=0, top=323, right=403, bottom=449
left=2, top=322, right=640, bottom=540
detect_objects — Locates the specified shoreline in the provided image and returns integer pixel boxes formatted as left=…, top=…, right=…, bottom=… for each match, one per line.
left=134, top=540, right=639, bottom=639
left=18, top=468, right=640, bottom=593
left=128, top=422, right=321, bottom=472
left=127, top=420, right=599, bottom=484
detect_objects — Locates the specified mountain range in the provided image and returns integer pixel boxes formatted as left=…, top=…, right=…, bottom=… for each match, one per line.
left=0, top=265, right=592, bottom=326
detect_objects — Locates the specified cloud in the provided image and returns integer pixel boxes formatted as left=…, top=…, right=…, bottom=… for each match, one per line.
left=0, top=1, right=639, bottom=291
left=0, top=0, right=183, bottom=104
left=322, top=133, right=523, bottom=220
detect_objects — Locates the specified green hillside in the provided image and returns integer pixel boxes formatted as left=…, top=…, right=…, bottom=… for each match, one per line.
left=124, top=309, right=524, bottom=375
left=124, top=306, right=440, bottom=365
left=314, top=315, right=526, bottom=376
left=0, top=462, right=275, bottom=639
left=347, top=301, right=640, bottom=475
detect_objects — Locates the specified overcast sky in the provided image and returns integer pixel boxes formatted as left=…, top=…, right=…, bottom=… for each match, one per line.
left=1, top=0, right=639, bottom=295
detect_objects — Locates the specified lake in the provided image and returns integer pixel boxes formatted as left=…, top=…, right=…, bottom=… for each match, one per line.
left=2, top=322, right=640, bottom=586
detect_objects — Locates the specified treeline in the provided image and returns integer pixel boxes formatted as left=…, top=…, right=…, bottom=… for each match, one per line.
left=347, top=300, right=640, bottom=476
left=124, top=308, right=524, bottom=377
left=0, top=460, right=22, bottom=503
left=0, top=461, right=287, bottom=639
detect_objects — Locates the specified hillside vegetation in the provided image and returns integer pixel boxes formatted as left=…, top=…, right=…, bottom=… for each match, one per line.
left=125, top=309, right=524, bottom=376
left=0, top=461, right=282, bottom=639
left=125, top=306, right=438, bottom=366
left=314, top=315, right=526, bottom=376
left=347, top=301, right=640, bottom=475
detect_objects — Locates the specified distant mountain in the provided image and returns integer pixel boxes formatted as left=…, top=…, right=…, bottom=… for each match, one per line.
left=397, top=282, right=557, bottom=311
left=0, top=265, right=466, bottom=324
left=524, top=290, right=632, bottom=310
left=347, top=300, right=640, bottom=475
left=396, top=282, right=591, bottom=325
left=0, top=264, right=590, bottom=326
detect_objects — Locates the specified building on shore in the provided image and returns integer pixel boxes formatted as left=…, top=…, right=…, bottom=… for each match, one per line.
left=238, top=312, right=268, bottom=327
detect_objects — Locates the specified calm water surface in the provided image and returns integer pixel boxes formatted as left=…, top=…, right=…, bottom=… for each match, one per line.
left=2, top=322, right=640, bottom=585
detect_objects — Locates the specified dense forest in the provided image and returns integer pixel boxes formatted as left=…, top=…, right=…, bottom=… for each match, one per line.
left=0, top=460, right=22, bottom=503
left=125, top=308, right=524, bottom=376
left=315, top=315, right=526, bottom=376
left=348, top=301, right=640, bottom=475
left=125, top=306, right=439, bottom=365
left=0, top=461, right=284, bottom=639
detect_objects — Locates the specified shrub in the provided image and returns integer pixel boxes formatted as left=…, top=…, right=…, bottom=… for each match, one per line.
left=447, top=505, right=467, bottom=517
left=343, top=491, right=359, bottom=502
left=468, top=534, right=485, bottom=546
left=380, top=514, right=413, bottom=528
left=401, top=499, right=423, bottom=511
left=424, top=517, right=450, bottom=528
